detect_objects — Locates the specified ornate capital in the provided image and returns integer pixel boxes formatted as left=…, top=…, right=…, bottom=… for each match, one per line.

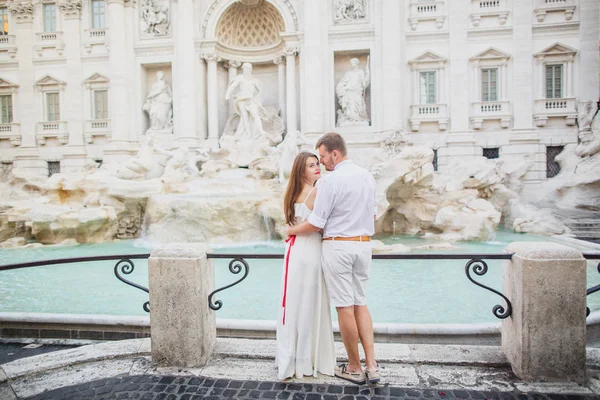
left=58, top=0, right=82, bottom=19
left=225, top=60, right=242, bottom=69
left=273, top=56, right=284, bottom=65
left=284, top=46, right=299, bottom=57
left=201, top=53, right=221, bottom=63
left=9, top=1, right=34, bottom=24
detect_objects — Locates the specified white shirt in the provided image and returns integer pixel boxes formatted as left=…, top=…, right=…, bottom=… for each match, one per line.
left=308, top=159, right=377, bottom=238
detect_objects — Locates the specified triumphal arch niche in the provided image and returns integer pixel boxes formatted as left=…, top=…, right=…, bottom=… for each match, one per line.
left=200, top=0, right=301, bottom=147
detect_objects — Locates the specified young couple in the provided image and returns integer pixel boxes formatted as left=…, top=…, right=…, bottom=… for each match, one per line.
left=276, top=132, right=379, bottom=385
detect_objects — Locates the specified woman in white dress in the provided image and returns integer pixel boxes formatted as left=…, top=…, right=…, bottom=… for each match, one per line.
left=276, top=152, right=336, bottom=380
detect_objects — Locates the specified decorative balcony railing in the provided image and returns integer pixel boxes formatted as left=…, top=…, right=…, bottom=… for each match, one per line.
left=36, top=121, right=68, bottom=145
left=0, top=123, right=21, bottom=146
left=83, top=28, right=108, bottom=54
left=470, top=0, right=508, bottom=26
left=0, top=35, right=18, bottom=58
left=34, top=32, right=65, bottom=57
left=534, top=0, right=575, bottom=22
left=408, top=2, right=446, bottom=30
left=409, top=104, right=449, bottom=131
left=533, top=97, right=577, bottom=127
left=470, top=101, right=512, bottom=129
left=84, top=119, right=111, bottom=143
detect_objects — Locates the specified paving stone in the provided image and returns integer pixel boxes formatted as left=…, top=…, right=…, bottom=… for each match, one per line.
left=21, top=374, right=600, bottom=400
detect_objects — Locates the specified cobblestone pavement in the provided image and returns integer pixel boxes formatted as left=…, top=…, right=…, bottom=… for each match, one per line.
left=26, top=375, right=598, bottom=400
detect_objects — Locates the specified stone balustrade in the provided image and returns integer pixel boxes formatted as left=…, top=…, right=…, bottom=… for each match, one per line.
left=35, top=121, right=68, bottom=145
left=533, top=97, right=577, bottom=127
left=0, top=123, right=21, bottom=146
left=470, top=101, right=512, bottom=129
left=408, top=1, right=446, bottom=30
left=534, top=0, right=575, bottom=22
left=409, top=103, right=448, bottom=131
left=84, top=119, right=111, bottom=143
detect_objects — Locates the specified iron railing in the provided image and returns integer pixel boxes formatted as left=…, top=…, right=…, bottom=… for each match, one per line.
left=1, top=252, right=599, bottom=320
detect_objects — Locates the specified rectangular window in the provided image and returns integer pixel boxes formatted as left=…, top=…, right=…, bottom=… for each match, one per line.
left=43, top=4, right=57, bottom=32
left=483, top=148, right=499, bottom=159
left=46, top=92, right=60, bottom=121
left=91, top=0, right=105, bottom=29
left=545, top=64, right=563, bottom=99
left=546, top=146, right=564, bottom=178
left=481, top=68, right=498, bottom=102
left=419, top=71, right=436, bottom=105
left=0, top=8, right=8, bottom=35
left=0, top=95, right=12, bottom=123
left=94, top=90, right=108, bottom=119
left=47, top=161, right=60, bottom=177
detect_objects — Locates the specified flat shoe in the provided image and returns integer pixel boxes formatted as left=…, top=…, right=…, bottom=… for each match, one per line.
left=334, top=364, right=366, bottom=385
left=365, top=366, right=380, bottom=384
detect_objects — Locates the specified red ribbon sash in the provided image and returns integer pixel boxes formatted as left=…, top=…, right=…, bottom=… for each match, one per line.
left=282, top=235, right=296, bottom=325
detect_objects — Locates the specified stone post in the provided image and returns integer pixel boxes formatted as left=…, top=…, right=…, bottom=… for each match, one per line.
left=502, top=242, right=587, bottom=383
left=148, top=244, right=216, bottom=367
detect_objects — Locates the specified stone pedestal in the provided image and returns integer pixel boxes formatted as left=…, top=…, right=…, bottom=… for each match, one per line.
left=148, top=244, right=216, bottom=367
left=502, top=242, right=586, bottom=383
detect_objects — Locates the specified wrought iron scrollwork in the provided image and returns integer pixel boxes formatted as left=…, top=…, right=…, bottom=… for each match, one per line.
left=114, top=258, right=150, bottom=313
left=586, top=261, right=600, bottom=317
left=465, top=259, right=512, bottom=319
left=208, top=257, right=250, bottom=311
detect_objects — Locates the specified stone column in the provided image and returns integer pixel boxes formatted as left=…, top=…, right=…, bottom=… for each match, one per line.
left=285, top=47, right=298, bottom=134
left=197, top=58, right=208, bottom=140
left=204, top=53, right=220, bottom=146
left=225, top=60, right=241, bottom=118
left=502, top=242, right=586, bottom=383
left=173, top=0, right=198, bottom=146
left=274, top=57, right=286, bottom=124
left=300, top=0, right=324, bottom=134
left=149, top=244, right=216, bottom=367
left=58, top=0, right=86, bottom=171
left=577, top=0, right=600, bottom=104
left=105, top=0, right=132, bottom=158
left=381, top=0, right=403, bottom=129
left=10, top=1, right=35, bottom=149
left=447, top=3, right=469, bottom=132
left=511, top=0, right=534, bottom=130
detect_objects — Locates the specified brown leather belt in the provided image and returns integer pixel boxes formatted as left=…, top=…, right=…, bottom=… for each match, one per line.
left=322, top=236, right=371, bottom=242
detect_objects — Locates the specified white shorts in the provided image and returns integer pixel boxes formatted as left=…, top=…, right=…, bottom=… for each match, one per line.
left=321, top=240, right=372, bottom=308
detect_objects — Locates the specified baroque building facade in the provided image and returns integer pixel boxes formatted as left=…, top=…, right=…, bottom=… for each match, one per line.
left=0, top=0, right=598, bottom=194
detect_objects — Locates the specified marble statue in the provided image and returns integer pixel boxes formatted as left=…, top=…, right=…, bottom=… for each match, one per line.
left=334, top=0, right=367, bottom=22
left=577, top=100, right=597, bottom=144
left=225, top=63, right=267, bottom=140
left=218, top=62, right=284, bottom=168
left=336, top=57, right=370, bottom=127
left=140, top=0, right=170, bottom=36
left=143, top=71, right=173, bottom=134
left=115, top=135, right=156, bottom=180
left=575, top=104, right=600, bottom=158
left=277, top=130, right=306, bottom=183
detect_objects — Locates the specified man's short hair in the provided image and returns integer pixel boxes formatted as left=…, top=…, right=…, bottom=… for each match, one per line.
left=315, top=132, right=347, bottom=156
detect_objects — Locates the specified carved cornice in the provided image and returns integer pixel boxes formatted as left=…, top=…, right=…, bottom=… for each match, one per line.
left=9, top=1, right=34, bottom=24
left=58, top=0, right=82, bottom=19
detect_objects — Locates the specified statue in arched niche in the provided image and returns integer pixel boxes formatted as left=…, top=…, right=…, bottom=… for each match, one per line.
left=336, top=56, right=370, bottom=127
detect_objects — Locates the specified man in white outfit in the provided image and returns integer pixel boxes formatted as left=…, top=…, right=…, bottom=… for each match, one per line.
left=286, top=132, right=379, bottom=385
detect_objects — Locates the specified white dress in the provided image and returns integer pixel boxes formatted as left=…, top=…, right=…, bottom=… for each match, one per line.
left=276, top=194, right=336, bottom=380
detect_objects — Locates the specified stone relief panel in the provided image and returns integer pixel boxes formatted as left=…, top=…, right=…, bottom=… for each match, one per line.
left=140, top=0, right=170, bottom=37
left=334, top=51, right=371, bottom=127
left=333, top=0, right=367, bottom=23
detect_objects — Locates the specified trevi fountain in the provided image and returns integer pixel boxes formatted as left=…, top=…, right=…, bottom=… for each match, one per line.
left=0, top=0, right=598, bottom=251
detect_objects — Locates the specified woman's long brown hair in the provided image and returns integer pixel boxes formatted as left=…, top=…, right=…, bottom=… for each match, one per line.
left=284, top=152, right=319, bottom=226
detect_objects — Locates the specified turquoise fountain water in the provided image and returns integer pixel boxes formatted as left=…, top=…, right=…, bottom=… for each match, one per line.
left=0, top=229, right=598, bottom=324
